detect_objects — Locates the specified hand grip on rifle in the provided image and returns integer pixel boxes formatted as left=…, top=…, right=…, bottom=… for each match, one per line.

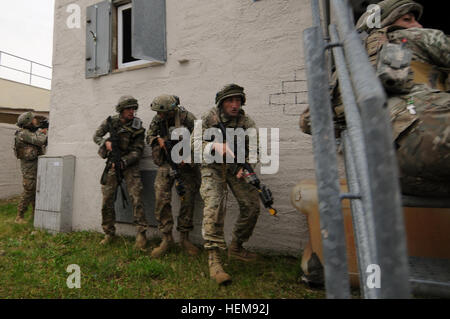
left=164, top=140, right=186, bottom=198
left=105, top=117, right=129, bottom=208
left=159, top=123, right=186, bottom=199
left=217, top=122, right=277, bottom=217
left=39, top=119, right=49, bottom=129
left=241, top=163, right=277, bottom=216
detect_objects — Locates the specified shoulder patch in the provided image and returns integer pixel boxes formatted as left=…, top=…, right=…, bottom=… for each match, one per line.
left=132, top=117, right=143, bottom=130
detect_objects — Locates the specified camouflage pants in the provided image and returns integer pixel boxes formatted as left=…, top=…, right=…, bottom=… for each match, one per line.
left=101, top=164, right=147, bottom=235
left=17, top=160, right=38, bottom=217
left=154, top=163, right=200, bottom=234
left=200, top=165, right=260, bottom=250
left=392, top=89, right=450, bottom=197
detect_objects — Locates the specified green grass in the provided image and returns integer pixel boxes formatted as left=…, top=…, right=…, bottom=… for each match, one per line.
left=0, top=197, right=325, bottom=299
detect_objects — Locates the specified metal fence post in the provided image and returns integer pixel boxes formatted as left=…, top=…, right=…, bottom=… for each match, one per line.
left=331, top=0, right=410, bottom=298
left=301, top=0, right=351, bottom=299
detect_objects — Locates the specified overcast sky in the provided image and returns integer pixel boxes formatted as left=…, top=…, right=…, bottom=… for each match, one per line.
left=0, top=0, right=54, bottom=88
left=0, top=0, right=54, bottom=65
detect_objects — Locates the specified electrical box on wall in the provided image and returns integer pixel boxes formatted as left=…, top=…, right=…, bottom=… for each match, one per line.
left=34, top=155, right=76, bottom=233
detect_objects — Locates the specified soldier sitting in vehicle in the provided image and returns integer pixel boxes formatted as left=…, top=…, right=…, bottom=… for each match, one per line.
left=357, top=0, right=450, bottom=197
left=301, top=0, right=450, bottom=197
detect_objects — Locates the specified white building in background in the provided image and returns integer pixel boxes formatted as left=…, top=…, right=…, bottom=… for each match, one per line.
left=0, top=51, right=51, bottom=199
left=47, top=0, right=317, bottom=254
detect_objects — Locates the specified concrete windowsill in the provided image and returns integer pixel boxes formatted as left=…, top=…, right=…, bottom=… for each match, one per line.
left=112, top=61, right=164, bottom=74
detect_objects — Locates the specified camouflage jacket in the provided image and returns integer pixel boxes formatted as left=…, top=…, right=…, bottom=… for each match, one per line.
left=384, top=27, right=449, bottom=67
left=14, top=128, right=47, bottom=161
left=93, top=115, right=145, bottom=168
left=146, top=107, right=196, bottom=145
left=369, top=27, right=450, bottom=140
left=146, top=107, right=196, bottom=166
left=193, top=106, right=259, bottom=168
left=300, top=27, right=450, bottom=138
left=365, top=26, right=449, bottom=82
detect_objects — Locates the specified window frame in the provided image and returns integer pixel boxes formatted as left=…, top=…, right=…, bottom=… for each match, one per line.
left=86, top=0, right=167, bottom=78
left=116, top=2, right=150, bottom=69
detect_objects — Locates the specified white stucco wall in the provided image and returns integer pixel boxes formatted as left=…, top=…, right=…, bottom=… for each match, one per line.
left=0, top=123, right=22, bottom=199
left=48, top=0, right=316, bottom=254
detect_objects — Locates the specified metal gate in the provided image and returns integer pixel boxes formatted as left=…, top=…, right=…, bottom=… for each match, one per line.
left=301, top=0, right=450, bottom=298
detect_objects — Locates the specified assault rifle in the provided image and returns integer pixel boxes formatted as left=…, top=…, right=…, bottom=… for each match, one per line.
left=39, top=119, right=49, bottom=129
left=159, top=121, right=186, bottom=199
left=217, top=122, right=277, bottom=216
left=100, top=116, right=129, bottom=208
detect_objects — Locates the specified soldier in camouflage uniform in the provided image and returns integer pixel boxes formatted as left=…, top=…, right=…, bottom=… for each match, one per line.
left=356, top=0, right=450, bottom=197
left=146, top=94, right=201, bottom=258
left=14, top=112, right=48, bottom=224
left=301, top=0, right=450, bottom=197
left=93, top=96, right=148, bottom=249
left=194, top=84, right=260, bottom=285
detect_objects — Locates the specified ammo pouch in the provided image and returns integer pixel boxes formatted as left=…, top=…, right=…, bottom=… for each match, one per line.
left=376, top=43, right=413, bottom=94
left=16, top=144, right=38, bottom=161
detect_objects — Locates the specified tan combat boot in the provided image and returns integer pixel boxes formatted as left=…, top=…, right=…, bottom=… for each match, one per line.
left=135, top=230, right=147, bottom=251
left=179, top=232, right=200, bottom=256
left=14, top=215, right=26, bottom=224
left=228, top=238, right=258, bottom=262
left=100, top=234, right=114, bottom=245
left=208, top=249, right=232, bottom=285
left=151, top=233, right=174, bottom=258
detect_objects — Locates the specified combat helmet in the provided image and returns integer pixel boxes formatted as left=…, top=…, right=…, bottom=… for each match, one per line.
left=116, top=95, right=139, bottom=113
left=356, top=0, right=423, bottom=32
left=150, top=94, right=179, bottom=112
left=215, top=84, right=246, bottom=107
left=17, top=112, right=34, bottom=128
